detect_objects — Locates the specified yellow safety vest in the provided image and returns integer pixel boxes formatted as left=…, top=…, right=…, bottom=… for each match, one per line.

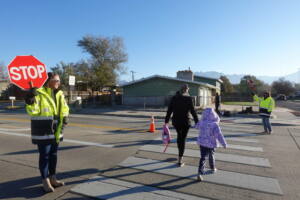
left=26, top=87, right=69, bottom=143
left=253, top=95, right=275, bottom=116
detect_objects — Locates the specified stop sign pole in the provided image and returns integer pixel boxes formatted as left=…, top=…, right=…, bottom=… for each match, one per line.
left=7, top=55, right=48, bottom=90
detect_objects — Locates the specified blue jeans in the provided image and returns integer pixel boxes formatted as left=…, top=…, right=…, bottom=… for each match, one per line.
left=261, top=116, right=272, bottom=132
left=198, top=146, right=215, bottom=174
left=37, top=143, right=59, bottom=179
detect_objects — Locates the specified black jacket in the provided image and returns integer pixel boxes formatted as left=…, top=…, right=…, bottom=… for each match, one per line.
left=165, top=92, right=199, bottom=127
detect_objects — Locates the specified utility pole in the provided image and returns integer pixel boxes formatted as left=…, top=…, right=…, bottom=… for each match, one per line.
left=130, top=70, right=136, bottom=81
left=298, top=68, right=300, bottom=83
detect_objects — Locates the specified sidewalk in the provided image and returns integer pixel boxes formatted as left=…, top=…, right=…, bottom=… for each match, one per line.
left=71, top=104, right=248, bottom=119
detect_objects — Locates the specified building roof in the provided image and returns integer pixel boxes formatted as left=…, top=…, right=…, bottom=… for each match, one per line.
left=194, top=74, right=223, bottom=83
left=121, top=75, right=217, bottom=89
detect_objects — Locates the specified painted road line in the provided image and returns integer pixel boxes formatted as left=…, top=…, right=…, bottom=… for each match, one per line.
left=64, top=139, right=114, bottom=148
left=71, top=114, right=149, bottom=122
left=184, top=139, right=263, bottom=152
left=154, top=137, right=262, bottom=151
left=187, top=130, right=260, bottom=140
left=0, top=130, right=30, bottom=138
left=140, top=145, right=270, bottom=167
left=71, top=175, right=208, bottom=200
left=0, top=117, right=28, bottom=122
left=0, top=131, right=114, bottom=148
left=0, top=128, right=30, bottom=131
left=184, top=140, right=263, bottom=152
left=225, top=137, right=259, bottom=143
left=119, top=157, right=282, bottom=195
left=224, top=144, right=263, bottom=152
left=0, top=117, right=145, bottom=132
left=180, top=131, right=258, bottom=138
left=184, top=136, right=260, bottom=143
left=221, top=128, right=259, bottom=134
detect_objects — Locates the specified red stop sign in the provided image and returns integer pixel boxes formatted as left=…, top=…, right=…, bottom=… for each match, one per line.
left=7, top=55, right=48, bottom=90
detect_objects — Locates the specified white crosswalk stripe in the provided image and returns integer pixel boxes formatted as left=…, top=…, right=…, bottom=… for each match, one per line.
left=155, top=137, right=263, bottom=151
left=119, top=157, right=283, bottom=195
left=140, top=145, right=270, bottom=167
left=71, top=175, right=209, bottom=200
left=72, top=127, right=283, bottom=199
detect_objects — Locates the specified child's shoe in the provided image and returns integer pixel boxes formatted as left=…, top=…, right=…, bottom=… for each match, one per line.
left=211, top=168, right=217, bottom=173
left=177, top=162, right=185, bottom=167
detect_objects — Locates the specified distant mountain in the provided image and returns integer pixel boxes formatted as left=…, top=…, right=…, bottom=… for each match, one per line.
left=195, top=71, right=300, bottom=84
left=117, top=80, right=129, bottom=86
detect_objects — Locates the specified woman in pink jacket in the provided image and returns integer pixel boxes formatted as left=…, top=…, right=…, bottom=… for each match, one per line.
left=196, top=108, right=227, bottom=181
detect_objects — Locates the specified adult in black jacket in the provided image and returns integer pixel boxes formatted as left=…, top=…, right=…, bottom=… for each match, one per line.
left=215, top=92, right=220, bottom=114
left=165, top=84, right=199, bottom=167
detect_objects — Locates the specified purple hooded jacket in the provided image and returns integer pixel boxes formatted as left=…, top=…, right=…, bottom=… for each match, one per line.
left=196, top=108, right=227, bottom=148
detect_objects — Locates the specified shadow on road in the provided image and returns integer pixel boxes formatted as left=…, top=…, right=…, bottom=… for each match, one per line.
left=0, top=168, right=99, bottom=199
left=2, top=145, right=86, bottom=156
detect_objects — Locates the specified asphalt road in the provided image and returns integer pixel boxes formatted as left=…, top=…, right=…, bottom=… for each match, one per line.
left=276, top=100, right=300, bottom=112
left=0, top=112, right=161, bottom=200
left=1, top=107, right=300, bottom=200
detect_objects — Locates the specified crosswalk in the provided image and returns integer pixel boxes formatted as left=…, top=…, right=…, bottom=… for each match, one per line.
left=71, top=124, right=284, bottom=199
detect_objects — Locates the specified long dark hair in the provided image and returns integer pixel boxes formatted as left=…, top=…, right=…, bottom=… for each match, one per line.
left=44, top=72, right=59, bottom=86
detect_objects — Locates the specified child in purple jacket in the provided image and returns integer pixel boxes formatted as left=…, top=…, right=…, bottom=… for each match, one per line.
left=196, top=108, right=227, bottom=181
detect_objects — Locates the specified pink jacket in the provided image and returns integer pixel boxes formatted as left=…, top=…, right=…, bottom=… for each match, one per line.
left=196, top=108, right=227, bottom=148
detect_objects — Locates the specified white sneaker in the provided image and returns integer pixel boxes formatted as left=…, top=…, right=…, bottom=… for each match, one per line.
left=211, top=168, right=217, bottom=173
left=177, top=162, right=185, bottom=167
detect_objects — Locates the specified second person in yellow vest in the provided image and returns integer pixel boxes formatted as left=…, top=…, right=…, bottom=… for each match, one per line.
left=253, top=91, right=275, bottom=134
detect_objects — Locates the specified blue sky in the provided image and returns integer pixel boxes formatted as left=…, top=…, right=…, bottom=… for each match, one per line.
left=1, top=0, right=300, bottom=82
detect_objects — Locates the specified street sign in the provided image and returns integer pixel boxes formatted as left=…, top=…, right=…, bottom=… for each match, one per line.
left=69, top=75, right=75, bottom=86
left=7, top=55, right=48, bottom=90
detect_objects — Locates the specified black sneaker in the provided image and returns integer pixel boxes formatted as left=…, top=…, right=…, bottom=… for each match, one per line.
left=197, top=174, right=203, bottom=181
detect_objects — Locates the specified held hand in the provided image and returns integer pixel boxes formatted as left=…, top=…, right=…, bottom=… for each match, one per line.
left=29, top=87, right=38, bottom=97
left=63, top=117, right=69, bottom=125
left=25, top=87, right=37, bottom=105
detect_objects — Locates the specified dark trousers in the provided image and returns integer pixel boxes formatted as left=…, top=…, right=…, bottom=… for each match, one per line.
left=215, top=103, right=220, bottom=114
left=174, top=125, right=189, bottom=157
left=37, top=143, right=59, bottom=179
left=198, top=145, right=215, bottom=174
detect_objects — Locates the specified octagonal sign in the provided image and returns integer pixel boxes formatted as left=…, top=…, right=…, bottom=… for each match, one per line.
left=7, top=55, right=48, bottom=90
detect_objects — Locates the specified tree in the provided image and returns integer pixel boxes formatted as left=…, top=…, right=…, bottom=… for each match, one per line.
left=239, top=75, right=269, bottom=95
left=294, top=83, right=300, bottom=91
left=77, top=35, right=127, bottom=90
left=271, top=78, right=295, bottom=96
left=0, top=62, right=8, bottom=80
left=220, top=75, right=233, bottom=94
